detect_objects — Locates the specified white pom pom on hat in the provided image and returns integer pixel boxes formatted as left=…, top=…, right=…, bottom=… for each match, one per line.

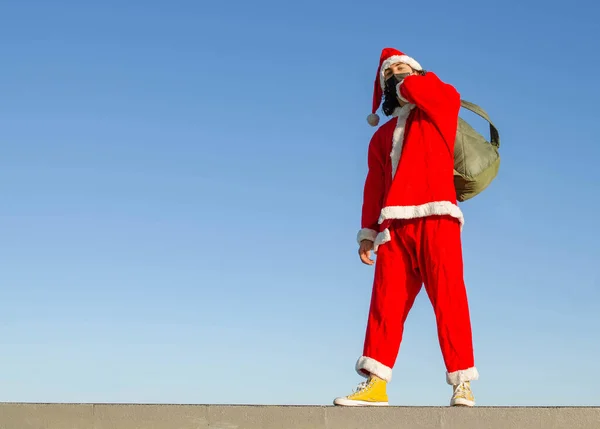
left=367, top=113, right=380, bottom=127
left=367, top=47, right=422, bottom=127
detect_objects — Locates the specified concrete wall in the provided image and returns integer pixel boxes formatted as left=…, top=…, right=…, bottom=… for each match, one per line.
left=1, top=403, right=599, bottom=429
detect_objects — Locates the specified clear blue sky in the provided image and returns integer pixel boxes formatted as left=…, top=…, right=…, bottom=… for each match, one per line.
left=1, top=0, right=599, bottom=407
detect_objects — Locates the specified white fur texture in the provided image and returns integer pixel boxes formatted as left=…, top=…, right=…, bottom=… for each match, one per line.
left=446, top=367, right=479, bottom=385
left=356, top=228, right=378, bottom=244
left=379, top=202, right=465, bottom=229
left=379, top=55, right=423, bottom=89
left=390, top=104, right=415, bottom=179
left=355, top=356, right=393, bottom=383
left=367, top=113, right=380, bottom=126
left=373, top=228, right=391, bottom=252
left=396, top=82, right=409, bottom=103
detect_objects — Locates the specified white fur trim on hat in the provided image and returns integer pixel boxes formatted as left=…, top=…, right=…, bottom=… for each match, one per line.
left=366, top=113, right=380, bottom=126
left=379, top=55, right=423, bottom=89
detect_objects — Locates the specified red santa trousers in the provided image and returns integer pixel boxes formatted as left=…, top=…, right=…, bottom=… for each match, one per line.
left=356, top=215, right=478, bottom=385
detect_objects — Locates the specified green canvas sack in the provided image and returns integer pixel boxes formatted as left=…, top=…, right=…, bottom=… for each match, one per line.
left=453, top=100, right=501, bottom=202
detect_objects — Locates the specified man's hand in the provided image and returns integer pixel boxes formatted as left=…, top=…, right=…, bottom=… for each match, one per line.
left=359, top=239, right=375, bottom=265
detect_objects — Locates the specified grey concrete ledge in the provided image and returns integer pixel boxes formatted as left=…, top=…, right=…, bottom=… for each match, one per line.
left=1, top=403, right=599, bottom=429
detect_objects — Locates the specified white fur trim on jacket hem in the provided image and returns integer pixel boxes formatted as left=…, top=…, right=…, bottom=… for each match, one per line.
left=357, top=228, right=378, bottom=244
left=446, top=367, right=479, bottom=385
left=356, top=356, right=393, bottom=383
left=378, top=201, right=465, bottom=229
left=379, top=55, right=423, bottom=89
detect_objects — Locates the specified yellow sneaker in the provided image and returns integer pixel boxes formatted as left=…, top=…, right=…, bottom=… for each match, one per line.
left=333, top=377, right=389, bottom=406
left=451, top=381, right=475, bottom=407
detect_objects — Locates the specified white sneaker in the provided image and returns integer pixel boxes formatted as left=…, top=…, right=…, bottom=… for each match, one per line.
left=450, top=381, right=475, bottom=407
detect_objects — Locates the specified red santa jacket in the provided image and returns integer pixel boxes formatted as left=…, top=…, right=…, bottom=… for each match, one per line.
left=357, top=72, right=464, bottom=250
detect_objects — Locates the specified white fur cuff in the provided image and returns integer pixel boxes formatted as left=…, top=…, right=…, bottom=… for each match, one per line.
left=446, top=367, right=479, bottom=385
left=373, top=228, right=391, bottom=252
left=356, top=228, right=378, bottom=244
left=396, top=82, right=409, bottom=103
left=355, top=356, right=393, bottom=383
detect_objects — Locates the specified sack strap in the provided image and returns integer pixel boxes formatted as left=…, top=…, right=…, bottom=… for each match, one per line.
left=460, top=100, right=500, bottom=148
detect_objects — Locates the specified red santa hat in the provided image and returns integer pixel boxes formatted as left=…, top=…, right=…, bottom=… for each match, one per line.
left=367, top=47, right=423, bottom=126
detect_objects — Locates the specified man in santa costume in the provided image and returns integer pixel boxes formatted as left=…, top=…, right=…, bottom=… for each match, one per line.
left=333, top=48, right=479, bottom=407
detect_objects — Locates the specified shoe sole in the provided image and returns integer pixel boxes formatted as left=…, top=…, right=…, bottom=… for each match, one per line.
left=451, top=398, right=475, bottom=407
left=333, top=398, right=389, bottom=407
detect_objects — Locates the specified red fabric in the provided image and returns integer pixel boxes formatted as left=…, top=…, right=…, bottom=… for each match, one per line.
left=361, top=121, right=394, bottom=232
left=392, top=72, right=460, bottom=206
left=361, top=72, right=461, bottom=234
left=371, top=75, right=383, bottom=116
left=362, top=216, right=475, bottom=374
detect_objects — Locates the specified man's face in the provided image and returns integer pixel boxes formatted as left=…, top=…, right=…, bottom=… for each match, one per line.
left=381, top=62, right=416, bottom=114
left=383, top=62, right=415, bottom=81
left=382, top=62, right=417, bottom=108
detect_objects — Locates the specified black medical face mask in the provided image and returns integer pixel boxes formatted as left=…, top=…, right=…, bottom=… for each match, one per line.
left=393, top=72, right=412, bottom=83
left=394, top=73, right=412, bottom=83
left=385, top=72, right=412, bottom=91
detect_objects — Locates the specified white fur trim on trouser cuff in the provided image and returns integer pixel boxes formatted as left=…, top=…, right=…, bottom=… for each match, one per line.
left=355, top=356, right=393, bottom=382
left=379, top=55, right=423, bottom=89
left=379, top=201, right=464, bottom=229
left=356, top=228, right=378, bottom=244
left=446, top=367, right=479, bottom=385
